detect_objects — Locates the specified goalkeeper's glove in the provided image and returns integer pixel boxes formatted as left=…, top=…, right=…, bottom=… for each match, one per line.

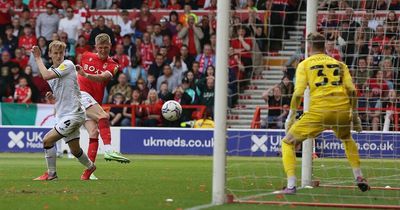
left=352, top=113, right=362, bottom=133
left=285, top=110, right=296, bottom=134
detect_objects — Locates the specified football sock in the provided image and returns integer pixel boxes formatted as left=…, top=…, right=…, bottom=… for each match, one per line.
left=75, top=148, right=94, bottom=169
left=282, top=140, right=296, bottom=186
left=88, top=138, right=99, bottom=162
left=342, top=139, right=362, bottom=179
left=287, top=176, right=297, bottom=189
left=45, top=145, right=57, bottom=175
left=98, top=118, right=112, bottom=145
left=55, top=140, right=63, bottom=157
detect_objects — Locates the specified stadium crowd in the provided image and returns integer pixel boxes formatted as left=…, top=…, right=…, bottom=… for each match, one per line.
left=0, top=0, right=399, bottom=130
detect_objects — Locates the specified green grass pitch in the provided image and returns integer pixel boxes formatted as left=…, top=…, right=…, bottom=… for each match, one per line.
left=0, top=153, right=398, bottom=210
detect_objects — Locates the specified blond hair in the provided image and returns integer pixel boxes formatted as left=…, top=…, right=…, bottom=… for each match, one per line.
left=95, top=33, right=111, bottom=45
left=48, top=40, right=66, bottom=53
left=307, top=32, right=325, bottom=52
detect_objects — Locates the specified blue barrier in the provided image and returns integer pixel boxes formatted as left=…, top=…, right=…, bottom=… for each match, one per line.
left=0, top=127, right=399, bottom=158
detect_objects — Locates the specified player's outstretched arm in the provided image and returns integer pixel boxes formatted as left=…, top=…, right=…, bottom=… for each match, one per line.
left=32, top=46, right=58, bottom=81
left=76, top=65, right=113, bottom=82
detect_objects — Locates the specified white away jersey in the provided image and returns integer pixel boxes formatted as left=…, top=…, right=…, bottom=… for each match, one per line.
left=47, top=60, right=84, bottom=119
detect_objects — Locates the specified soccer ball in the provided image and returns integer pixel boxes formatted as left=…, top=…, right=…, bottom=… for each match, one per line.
left=161, top=100, right=182, bottom=121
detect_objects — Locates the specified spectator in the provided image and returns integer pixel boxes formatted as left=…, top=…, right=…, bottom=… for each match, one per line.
left=139, top=32, right=157, bottom=69
left=88, top=16, right=115, bottom=46
left=199, top=76, right=215, bottom=116
left=1, top=51, right=17, bottom=70
left=121, top=88, right=144, bottom=126
left=58, top=6, right=82, bottom=44
left=35, top=2, right=59, bottom=41
left=325, top=40, right=342, bottom=61
left=370, top=42, right=383, bottom=66
left=135, top=4, right=157, bottom=33
left=381, top=58, right=395, bottom=89
left=74, top=0, right=91, bottom=24
left=3, top=25, right=17, bottom=55
left=148, top=53, right=165, bottom=80
left=159, top=17, right=171, bottom=36
left=384, top=11, right=398, bottom=39
left=108, top=73, right=132, bottom=103
left=179, top=45, right=195, bottom=70
left=230, top=26, right=253, bottom=80
left=179, top=4, right=198, bottom=27
left=158, top=81, right=173, bottom=101
left=14, top=77, right=32, bottom=103
left=191, top=61, right=202, bottom=80
left=75, top=35, right=91, bottom=59
left=167, top=0, right=182, bottom=9
left=162, top=35, right=180, bottom=61
left=142, top=89, right=163, bottom=127
left=0, top=65, right=13, bottom=101
left=279, top=75, right=294, bottom=98
left=170, top=56, right=188, bottom=82
left=81, top=21, right=92, bottom=41
left=196, top=44, right=215, bottom=74
left=198, top=14, right=214, bottom=47
left=156, top=64, right=179, bottom=91
left=123, top=55, right=147, bottom=87
left=19, top=8, right=31, bottom=26
left=353, top=57, right=371, bottom=88
left=58, top=0, right=70, bottom=18
left=122, top=34, right=137, bottom=59
left=18, top=24, right=37, bottom=54
left=172, top=23, right=184, bottom=50
left=136, top=78, right=150, bottom=101
left=146, top=74, right=157, bottom=90
left=354, top=17, right=374, bottom=57
left=12, top=17, right=24, bottom=38
left=117, top=10, right=135, bottom=37
left=261, top=85, right=290, bottom=129
left=152, top=23, right=164, bottom=47
left=181, top=76, right=198, bottom=104
left=369, top=25, right=390, bottom=51
left=11, top=47, right=29, bottom=70
left=109, top=93, right=125, bottom=126
left=184, top=70, right=199, bottom=90
left=167, top=11, right=180, bottom=35
left=178, top=15, right=204, bottom=57
left=113, top=44, right=130, bottom=70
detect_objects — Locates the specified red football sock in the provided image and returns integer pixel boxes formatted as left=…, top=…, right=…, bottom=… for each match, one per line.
left=88, top=138, right=99, bottom=162
left=98, top=118, right=112, bottom=145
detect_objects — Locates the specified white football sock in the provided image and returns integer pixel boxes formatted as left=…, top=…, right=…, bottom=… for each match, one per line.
left=287, top=176, right=297, bottom=189
left=76, top=149, right=94, bottom=169
left=45, top=146, right=57, bottom=175
left=353, top=168, right=363, bottom=179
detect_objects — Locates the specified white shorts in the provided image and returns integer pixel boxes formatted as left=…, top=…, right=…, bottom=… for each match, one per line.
left=80, top=91, right=98, bottom=109
left=54, top=114, right=85, bottom=143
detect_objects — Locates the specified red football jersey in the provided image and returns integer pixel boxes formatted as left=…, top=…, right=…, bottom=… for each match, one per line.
left=78, top=52, right=119, bottom=104
left=15, top=86, right=31, bottom=103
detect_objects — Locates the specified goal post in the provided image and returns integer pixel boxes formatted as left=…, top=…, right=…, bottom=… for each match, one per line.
left=212, top=0, right=231, bottom=205
left=301, top=0, right=318, bottom=188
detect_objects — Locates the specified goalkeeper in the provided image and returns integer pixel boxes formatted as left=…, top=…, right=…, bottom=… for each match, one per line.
left=279, top=32, right=370, bottom=194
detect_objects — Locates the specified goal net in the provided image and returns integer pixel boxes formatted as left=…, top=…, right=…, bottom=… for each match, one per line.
left=223, top=0, right=400, bottom=208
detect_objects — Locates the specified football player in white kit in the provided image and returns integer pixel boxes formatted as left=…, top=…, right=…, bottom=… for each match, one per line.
left=32, top=41, right=96, bottom=180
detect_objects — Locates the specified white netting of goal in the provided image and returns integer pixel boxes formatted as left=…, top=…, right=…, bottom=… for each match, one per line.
left=225, top=0, right=400, bottom=208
